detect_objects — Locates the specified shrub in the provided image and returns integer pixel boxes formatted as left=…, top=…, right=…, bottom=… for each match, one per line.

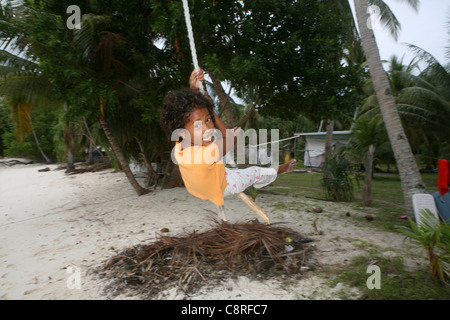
left=321, top=154, right=354, bottom=201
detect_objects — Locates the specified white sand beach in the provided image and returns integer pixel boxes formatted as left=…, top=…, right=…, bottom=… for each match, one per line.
left=0, top=160, right=425, bottom=300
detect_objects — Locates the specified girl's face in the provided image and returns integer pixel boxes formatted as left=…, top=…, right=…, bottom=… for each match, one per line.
left=184, top=108, right=215, bottom=146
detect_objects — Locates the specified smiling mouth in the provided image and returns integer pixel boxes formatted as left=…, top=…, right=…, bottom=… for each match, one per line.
left=203, top=135, right=213, bottom=143
left=202, top=129, right=214, bottom=143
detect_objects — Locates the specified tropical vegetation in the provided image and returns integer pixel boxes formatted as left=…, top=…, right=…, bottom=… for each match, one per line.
left=0, top=0, right=449, bottom=216
left=398, top=209, right=449, bottom=284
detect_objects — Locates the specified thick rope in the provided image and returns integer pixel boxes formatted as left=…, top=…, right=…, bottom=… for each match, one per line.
left=181, top=0, right=205, bottom=94
left=181, top=0, right=269, bottom=225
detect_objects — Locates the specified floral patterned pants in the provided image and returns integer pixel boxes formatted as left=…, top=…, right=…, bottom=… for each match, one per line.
left=223, top=166, right=278, bottom=197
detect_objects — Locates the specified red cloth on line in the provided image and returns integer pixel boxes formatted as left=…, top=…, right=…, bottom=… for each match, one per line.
left=437, top=159, right=450, bottom=196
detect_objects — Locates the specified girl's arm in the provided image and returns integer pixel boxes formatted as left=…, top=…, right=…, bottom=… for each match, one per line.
left=189, top=69, right=239, bottom=156
left=189, top=69, right=214, bottom=105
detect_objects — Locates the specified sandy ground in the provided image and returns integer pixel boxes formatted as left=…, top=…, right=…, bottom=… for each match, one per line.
left=0, top=160, right=426, bottom=300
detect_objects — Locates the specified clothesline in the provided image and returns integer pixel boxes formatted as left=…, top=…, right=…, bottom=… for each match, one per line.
left=248, top=134, right=301, bottom=148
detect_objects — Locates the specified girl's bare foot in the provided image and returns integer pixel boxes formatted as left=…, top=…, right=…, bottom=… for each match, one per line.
left=277, top=159, right=297, bottom=174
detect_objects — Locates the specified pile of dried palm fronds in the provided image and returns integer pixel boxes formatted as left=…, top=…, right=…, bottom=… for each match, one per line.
left=99, top=219, right=314, bottom=298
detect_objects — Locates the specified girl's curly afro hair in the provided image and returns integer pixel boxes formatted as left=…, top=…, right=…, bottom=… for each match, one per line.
left=160, top=89, right=215, bottom=139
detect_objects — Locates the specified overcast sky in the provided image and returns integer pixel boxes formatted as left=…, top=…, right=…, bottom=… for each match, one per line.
left=350, top=0, right=449, bottom=68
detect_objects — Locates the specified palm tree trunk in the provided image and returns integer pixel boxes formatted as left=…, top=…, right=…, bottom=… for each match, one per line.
left=62, top=103, right=74, bottom=170
left=83, top=116, right=98, bottom=165
left=363, top=144, right=375, bottom=205
left=135, top=137, right=159, bottom=187
left=66, top=147, right=75, bottom=170
left=27, top=113, right=51, bottom=164
left=99, top=117, right=149, bottom=196
left=354, top=0, right=426, bottom=216
left=209, top=71, right=235, bottom=126
left=323, top=119, right=334, bottom=179
left=64, top=123, right=75, bottom=170
left=324, top=119, right=334, bottom=158
left=31, top=126, right=51, bottom=164
left=233, top=96, right=259, bottom=129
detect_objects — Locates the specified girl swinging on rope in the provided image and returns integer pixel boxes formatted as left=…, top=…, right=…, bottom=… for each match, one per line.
left=160, top=69, right=297, bottom=207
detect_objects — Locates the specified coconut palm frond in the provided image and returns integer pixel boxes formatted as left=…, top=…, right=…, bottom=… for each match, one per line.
left=368, top=0, right=402, bottom=41
left=399, top=86, right=450, bottom=113
left=394, top=0, right=420, bottom=12
left=1, top=74, right=45, bottom=103
left=0, top=0, right=31, bottom=53
left=103, top=220, right=312, bottom=298
left=94, top=31, right=128, bottom=75
left=366, top=0, right=417, bottom=41
left=397, top=208, right=449, bottom=283
left=0, top=65, right=32, bottom=78
left=0, top=18, right=19, bottom=43
left=406, top=44, right=450, bottom=85
left=73, top=13, right=111, bottom=61
left=360, top=94, right=379, bottom=112
left=405, top=72, right=440, bottom=92
left=0, top=73, right=62, bottom=111
left=396, top=103, right=442, bottom=128
left=9, top=100, right=32, bottom=142
left=351, top=119, right=378, bottom=148
left=420, top=65, right=450, bottom=92
left=0, top=49, right=37, bottom=72
left=406, top=44, right=441, bottom=66
left=389, top=69, right=416, bottom=94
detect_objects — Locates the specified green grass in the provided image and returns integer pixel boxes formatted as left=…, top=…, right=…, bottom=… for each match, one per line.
left=267, top=170, right=448, bottom=300
left=270, top=171, right=438, bottom=207
left=268, top=171, right=440, bottom=231
left=329, top=253, right=450, bottom=300
left=269, top=171, right=324, bottom=199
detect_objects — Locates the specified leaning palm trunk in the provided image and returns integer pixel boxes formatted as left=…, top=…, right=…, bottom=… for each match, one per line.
left=99, top=116, right=149, bottom=196
left=26, top=113, right=51, bottom=164
left=354, top=0, right=426, bottom=216
left=31, top=126, right=51, bottom=164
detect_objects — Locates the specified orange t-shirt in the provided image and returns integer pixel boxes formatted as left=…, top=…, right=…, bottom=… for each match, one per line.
left=174, top=142, right=227, bottom=206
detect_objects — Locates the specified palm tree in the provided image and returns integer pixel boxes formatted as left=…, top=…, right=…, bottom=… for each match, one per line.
left=399, top=45, right=450, bottom=128
left=398, top=208, right=450, bottom=284
left=353, top=0, right=426, bottom=217
left=397, top=44, right=450, bottom=167
left=70, top=9, right=152, bottom=196
left=1, top=1, right=157, bottom=195
left=347, top=115, right=387, bottom=205
left=0, top=1, right=94, bottom=169
left=0, top=43, right=58, bottom=164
